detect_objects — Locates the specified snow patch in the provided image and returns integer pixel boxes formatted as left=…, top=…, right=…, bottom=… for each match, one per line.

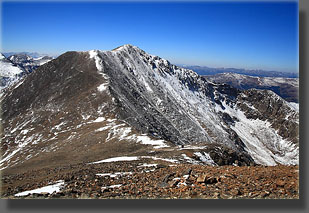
left=90, top=156, right=139, bottom=164
left=89, top=50, right=106, bottom=77
left=0, top=60, right=23, bottom=77
left=93, top=117, right=105, bottom=123
left=89, top=156, right=178, bottom=164
left=181, top=154, right=200, bottom=164
left=14, top=180, right=64, bottom=197
left=288, top=102, right=299, bottom=112
left=194, top=152, right=216, bottom=165
left=97, top=83, right=108, bottom=92
left=137, top=163, right=158, bottom=168
left=218, top=101, right=298, bottom=166
left=147, top=156, right=179, bottom=163
left=136, top=135, right=168, bottom=149
left=95, top=126, right=110, bottom=132
left=101, top=184, right=122, bottom=190
left=96, top=172, right=133, bottom=178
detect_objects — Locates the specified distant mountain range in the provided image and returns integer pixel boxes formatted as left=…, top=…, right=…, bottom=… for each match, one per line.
left=204, top=72, right=299, bottom=103
left=180, top=65, right=298, bottom=79
left=2, top=52, right=56, bottom=59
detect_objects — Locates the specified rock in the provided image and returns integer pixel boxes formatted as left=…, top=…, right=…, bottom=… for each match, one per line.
left=157, top=182, right=169, bottom=188
left=170, top=179, right=180, bottom=187
left=206, top=177, right=218, bottom=184
left=261, top=191, right=270, bottom=198
left=190, top=191, right=198, bottom=198
left=224, top=174, right=237, bottom=179
left=276, top=180, right=285, bottom=187
left=64, top=175, right=74, bottom=182
left=183, top=168, right=192, bottom=176
left=196, top=174, right=207, bottom=183
left=156, top=165, right=167, bottom=169
left=162, top=173, right=175, bottom=183
left=40, top=192, right=50, bottom=196
left=213, top=192, right=220, bottom=198
left=230, top=189, right=242, bottom=196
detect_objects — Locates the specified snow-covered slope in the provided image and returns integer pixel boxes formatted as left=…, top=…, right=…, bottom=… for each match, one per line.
left=33, top=56, right=53, bottom=66
left=1, top=53, right=53, bottom=93
left=0, top=53, right=24, bottom=91
left=93, top=45, right=298, bottom=165
left=1, top=45, right=299, bottom=172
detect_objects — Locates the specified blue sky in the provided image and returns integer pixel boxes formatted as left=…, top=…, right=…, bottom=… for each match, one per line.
left=1, top=1, right=298, bottom=73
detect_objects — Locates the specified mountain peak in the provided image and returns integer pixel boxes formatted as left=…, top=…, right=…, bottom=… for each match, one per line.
left=1, top=44, right=299, bottom=175
left=111, top=44, right=145, bottom=54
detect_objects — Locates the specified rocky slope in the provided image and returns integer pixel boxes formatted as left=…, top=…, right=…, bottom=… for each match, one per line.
left=1, top=160, right=298, bottom=199
left=1, top=44, right=298, bottom=177
left=205, top=72, right=299, bottom=103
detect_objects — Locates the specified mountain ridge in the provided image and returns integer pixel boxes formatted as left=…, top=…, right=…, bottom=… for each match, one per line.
left=1, top=44, right=299, bottom=175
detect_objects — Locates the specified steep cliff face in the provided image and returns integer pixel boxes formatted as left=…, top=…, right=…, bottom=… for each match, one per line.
left=94, top=45, right=298, bottom=165
left=1, top=45, right=299, bottom=172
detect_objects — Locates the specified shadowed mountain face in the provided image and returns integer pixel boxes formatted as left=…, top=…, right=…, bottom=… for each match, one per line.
left=1, top=45, right=299, bottom=174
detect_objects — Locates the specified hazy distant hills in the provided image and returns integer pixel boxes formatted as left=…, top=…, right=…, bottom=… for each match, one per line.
left=2, top=52, right=56, bottom=59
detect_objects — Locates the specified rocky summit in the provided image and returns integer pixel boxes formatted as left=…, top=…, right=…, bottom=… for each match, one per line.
left=0, top=44, right=299, bottom=199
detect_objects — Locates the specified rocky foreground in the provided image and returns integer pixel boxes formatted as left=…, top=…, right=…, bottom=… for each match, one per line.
left=1, top=159, right=299, bottom=199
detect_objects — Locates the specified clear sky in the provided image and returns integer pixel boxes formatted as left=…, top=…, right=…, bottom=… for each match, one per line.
left=1, top=1, right=298, bottom=73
